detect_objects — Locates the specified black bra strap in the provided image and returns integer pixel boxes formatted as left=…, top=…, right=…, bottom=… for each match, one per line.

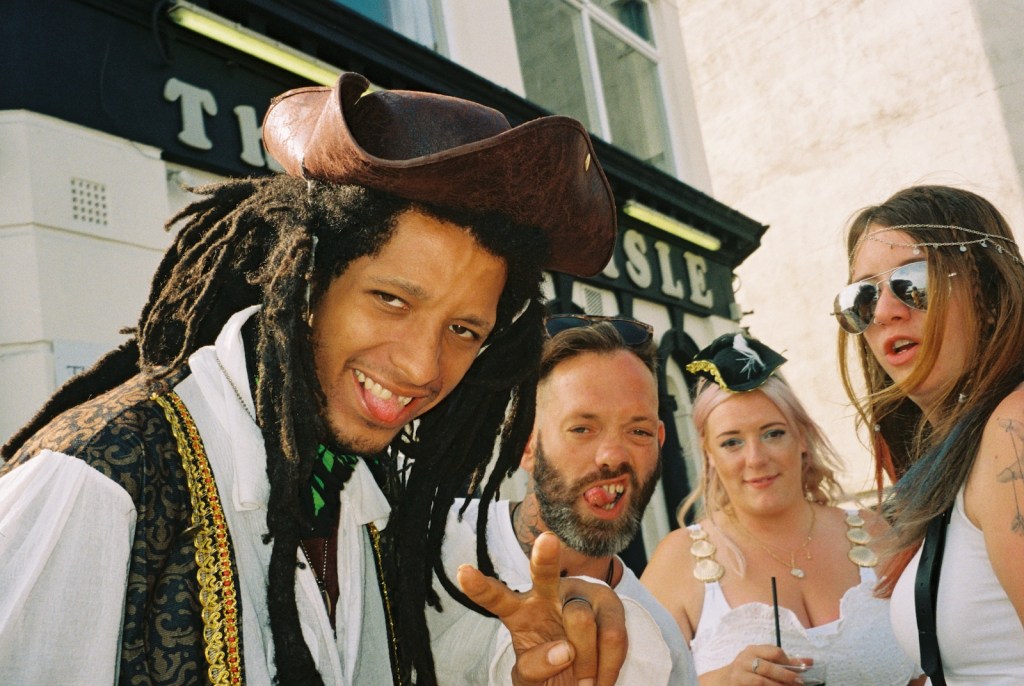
left=915, top=508, right=952, bottom=685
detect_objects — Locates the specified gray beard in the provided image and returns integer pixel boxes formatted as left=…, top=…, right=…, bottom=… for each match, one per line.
left=532, top=438, right=661, bottom=558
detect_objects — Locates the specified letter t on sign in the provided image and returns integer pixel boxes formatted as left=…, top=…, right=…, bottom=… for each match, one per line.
left=164, top=77, right=219, bottom=150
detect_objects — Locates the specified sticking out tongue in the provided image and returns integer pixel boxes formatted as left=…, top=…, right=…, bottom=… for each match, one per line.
left=363, top=389, right=407, bottom=424
left=584, top=486, right=617, bottom=508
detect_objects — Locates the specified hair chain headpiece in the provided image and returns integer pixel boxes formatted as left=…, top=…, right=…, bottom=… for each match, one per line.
left=865, top=223, right=1023, bottom=265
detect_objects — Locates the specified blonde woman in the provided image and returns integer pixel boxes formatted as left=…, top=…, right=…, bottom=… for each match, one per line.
left=642, top=334, right=917, bottom=685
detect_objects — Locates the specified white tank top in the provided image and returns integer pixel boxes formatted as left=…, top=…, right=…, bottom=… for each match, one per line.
left=891, top=487, right=1024, bottom=684
left=689, top=519, right=916, bottom=685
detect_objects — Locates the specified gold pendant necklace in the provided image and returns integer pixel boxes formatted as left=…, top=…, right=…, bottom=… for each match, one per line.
left=732, top=504, right=816, bottom=579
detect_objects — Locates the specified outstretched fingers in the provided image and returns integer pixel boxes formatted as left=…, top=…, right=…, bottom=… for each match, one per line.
left=457, top=554, right=575, bottom=686
left=457, top=563, right=524, bottom=620
left=456, top=532, right=628, bottom=686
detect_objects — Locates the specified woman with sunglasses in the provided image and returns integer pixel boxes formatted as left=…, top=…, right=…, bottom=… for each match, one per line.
left=642, top=333, right=918, bottom=685
left=835, top=185, right=1024, bottom=684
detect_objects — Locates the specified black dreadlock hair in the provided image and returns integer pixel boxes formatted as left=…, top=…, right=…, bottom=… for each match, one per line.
left=3, top=174, right=548, bottom=685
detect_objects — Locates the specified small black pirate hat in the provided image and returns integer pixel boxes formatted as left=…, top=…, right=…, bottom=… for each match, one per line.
left=686, top=333, right=786, bottom=392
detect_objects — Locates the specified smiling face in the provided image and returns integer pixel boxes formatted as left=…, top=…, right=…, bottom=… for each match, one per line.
left=522, top=349, right=664, bottom=556
left=703, top=390, right=806, bottom=517
left=851, top=226, right=972, bottom=412
left=310, top=209, right=507, bottom=454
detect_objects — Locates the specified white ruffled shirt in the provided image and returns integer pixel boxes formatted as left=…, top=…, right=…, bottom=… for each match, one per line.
left=0, top=307, right=393, bottom=685
left=181, top=306, right=392, bottom=684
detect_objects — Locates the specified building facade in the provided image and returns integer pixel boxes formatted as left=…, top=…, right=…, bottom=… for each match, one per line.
left=675, top=0, right=1024, bottom=495
left=0, top=0, right=765, bottom=569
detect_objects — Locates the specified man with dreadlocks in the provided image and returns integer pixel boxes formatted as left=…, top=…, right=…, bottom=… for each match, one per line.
left=0, top=72, right=625, bottom=685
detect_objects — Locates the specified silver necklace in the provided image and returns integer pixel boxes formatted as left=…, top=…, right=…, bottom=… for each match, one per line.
left=299, top=538, right=332, bottom=617
left=732, top=504, right=816, bottom=579
left=215, top=353, right=257, bottom=424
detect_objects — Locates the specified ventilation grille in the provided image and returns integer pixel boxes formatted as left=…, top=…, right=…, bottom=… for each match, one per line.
left=70, top=178, right=108, bottom=226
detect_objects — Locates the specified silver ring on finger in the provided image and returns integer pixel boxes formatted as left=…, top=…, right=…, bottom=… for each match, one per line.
left=561, top=595, right=593, bottom=612
left=752, top=657, right=761, bottom=674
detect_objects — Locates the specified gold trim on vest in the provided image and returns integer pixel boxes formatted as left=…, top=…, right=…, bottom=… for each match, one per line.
left=154, top=391, right=243, bottom=686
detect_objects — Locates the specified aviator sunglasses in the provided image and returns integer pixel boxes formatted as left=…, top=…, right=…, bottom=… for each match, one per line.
left=544, top=314, right=654, bottom=346
left=832, top=260, right=929, bottom=334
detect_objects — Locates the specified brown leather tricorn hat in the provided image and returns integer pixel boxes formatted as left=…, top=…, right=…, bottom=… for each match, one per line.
left=262, top=72, right=616, bottom=277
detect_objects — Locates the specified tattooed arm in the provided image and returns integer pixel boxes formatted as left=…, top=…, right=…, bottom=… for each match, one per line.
left=964, top=387, right=1024, bottom=629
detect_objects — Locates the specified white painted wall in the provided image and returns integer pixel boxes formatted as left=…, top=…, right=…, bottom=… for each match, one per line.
left=0, top=112, right=217, bottom=443
left=647, top=0, right=713, bottom=192
left=440, top=0, right=526, bottom=93
left=674, top=0, right=1024, bottom=493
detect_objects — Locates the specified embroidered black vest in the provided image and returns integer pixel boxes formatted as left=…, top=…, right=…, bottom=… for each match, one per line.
left=7, top=369, right=244, bottom=685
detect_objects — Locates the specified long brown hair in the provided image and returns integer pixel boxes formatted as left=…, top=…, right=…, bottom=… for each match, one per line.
left=836, top=185, right=1024, bottom=595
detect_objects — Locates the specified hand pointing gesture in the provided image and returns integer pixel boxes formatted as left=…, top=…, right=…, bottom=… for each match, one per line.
left=457, top=531, right=627, bottom=686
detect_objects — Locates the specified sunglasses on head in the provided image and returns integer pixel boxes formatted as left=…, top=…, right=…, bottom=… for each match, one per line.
left=832, top=260, right=929, bottom=334
left=544, top=314, right=654, bottom=346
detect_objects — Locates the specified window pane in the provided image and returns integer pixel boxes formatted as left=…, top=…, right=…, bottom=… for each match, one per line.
left=592, top=22, right=671, bottom=171
left=509, top=0, right=596, bottom=128
left=333, top=0, right=387, bottom=25
left=332, top=0, right=440, bottom=51
left=590, top=0, right=652, bottom=43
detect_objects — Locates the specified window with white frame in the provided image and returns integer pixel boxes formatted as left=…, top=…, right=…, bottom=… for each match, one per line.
left=509, top=0, right=673, bottom=172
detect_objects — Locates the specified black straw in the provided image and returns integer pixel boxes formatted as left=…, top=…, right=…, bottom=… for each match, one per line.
left=771, top=576, right=782, bottom=647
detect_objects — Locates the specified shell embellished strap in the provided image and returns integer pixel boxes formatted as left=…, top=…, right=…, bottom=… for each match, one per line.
left=689, top=513, right=876, bottom=583
left=689, top=527, right=725, bottom=583
left=845, top=511, right=878, bottom=567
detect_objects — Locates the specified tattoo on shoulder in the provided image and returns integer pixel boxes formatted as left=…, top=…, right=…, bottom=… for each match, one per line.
left=998, top=417, right=1024, bottom=441
left=995, top=418, right=1024, bottom=536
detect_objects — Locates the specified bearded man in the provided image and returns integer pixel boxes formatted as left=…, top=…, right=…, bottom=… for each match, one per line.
left=431, top=316, right=698, bottom=685
left=0, top=73, right=626, bottom=685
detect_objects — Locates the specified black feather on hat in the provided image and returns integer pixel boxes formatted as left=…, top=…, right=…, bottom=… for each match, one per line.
left=686, top=333, right=786, bottom=392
